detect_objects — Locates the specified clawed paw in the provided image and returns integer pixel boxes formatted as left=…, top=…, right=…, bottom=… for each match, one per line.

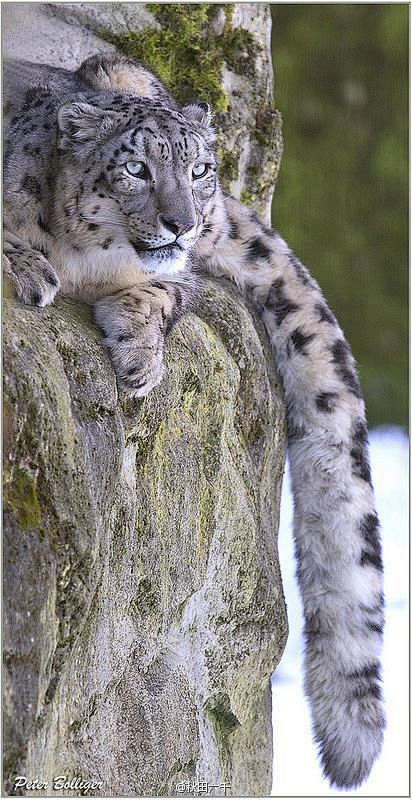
left=115, top=342, right=165, bottom=398
left=3, top=246, right=60, bottom=307
left=94, top=285, right=170, bottom=398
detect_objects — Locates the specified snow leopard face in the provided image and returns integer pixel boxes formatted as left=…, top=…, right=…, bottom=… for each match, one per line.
left=54, top=93, right=218, bottom=276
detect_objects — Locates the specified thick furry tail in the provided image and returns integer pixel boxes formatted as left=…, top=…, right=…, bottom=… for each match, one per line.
left=198, top=193, right=385, bottom=788
left=289, top=430, right=385, bottom=788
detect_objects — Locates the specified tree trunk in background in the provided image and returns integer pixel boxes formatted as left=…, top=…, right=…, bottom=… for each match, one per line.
left=3, top=4, right=287, bottom=796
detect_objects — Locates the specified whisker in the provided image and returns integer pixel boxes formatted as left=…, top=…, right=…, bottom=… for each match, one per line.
left=81, top=215, right=127, bottom=228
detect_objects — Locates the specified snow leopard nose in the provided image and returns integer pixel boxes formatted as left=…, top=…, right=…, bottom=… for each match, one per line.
left=159, top=215, right=195, bottom=237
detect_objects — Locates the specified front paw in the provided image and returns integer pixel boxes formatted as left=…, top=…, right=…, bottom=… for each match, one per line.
left=3, top=246, right=60, bottom=307
left=109, top=336, right=165, bottom=398
left=94, top=287, right=169, bottom=398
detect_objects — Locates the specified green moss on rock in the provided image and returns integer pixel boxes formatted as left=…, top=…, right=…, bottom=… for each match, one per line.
left=104, top=3, right=255, bottom=112
left=204, top=694, right=240, bottom=741
left=217, top=145, right=241, bottom=189
left=204, top=693, right=240, bottom=779
left=6, top=466, right=41, bottom=531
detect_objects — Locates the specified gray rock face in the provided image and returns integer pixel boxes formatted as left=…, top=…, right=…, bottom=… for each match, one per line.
left=3, top=281, right=288, bottom=797
left=2, top=2, right=159, bottom=68
left=215, top=4, right=283, bottom=221
left=2, top=2, right=114, bottom=69
left=3, top=3, right=288, bottom=795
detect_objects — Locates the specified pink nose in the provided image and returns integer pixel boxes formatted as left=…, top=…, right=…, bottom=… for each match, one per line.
left=159, top=215, right=195, bottom=237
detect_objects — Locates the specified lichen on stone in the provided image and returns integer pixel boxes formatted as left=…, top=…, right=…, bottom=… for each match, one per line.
left=103, top=4, right=256, bottom=112
left=4, top=465, right=41, bottom=531
left=3, top=4, right=287, bottom=793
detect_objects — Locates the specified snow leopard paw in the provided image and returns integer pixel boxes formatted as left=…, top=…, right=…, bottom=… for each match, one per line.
left=94, top=283, right=176, bottom=398
left=3, top=240, right=60, bottom=307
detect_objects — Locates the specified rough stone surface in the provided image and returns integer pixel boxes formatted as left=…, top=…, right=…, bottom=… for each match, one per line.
left=1, top=2, right=158, bottom=69
left=3, top=3, right=288, bottom=796
left=215, top=4, right=283, bottom=220
left=2, top=2, right=114, bottom=69
left=3, top=281, right=288, bottom=797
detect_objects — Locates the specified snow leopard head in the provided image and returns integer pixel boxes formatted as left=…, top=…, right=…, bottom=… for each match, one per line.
left=55, top=92, right=218, bottom=275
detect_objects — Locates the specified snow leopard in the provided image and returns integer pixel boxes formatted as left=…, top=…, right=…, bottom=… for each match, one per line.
left=3, top=53, right=385, bottom=790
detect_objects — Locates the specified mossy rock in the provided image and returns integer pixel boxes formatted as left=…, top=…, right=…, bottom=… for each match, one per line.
left=2, top=4, right=287, bottom=794
left=3, top=279, right=287, bottom=796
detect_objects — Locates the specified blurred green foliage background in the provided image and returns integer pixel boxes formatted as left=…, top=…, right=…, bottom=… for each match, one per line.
left=270, top=4, right=408, bottom=428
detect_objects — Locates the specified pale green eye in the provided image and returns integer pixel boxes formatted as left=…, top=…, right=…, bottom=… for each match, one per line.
left=192, top=163, right=208, bottom=179
left=126, top=161, right=146, bottom=177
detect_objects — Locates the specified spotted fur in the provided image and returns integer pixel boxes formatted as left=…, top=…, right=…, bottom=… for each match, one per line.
left=197, top=197, right=385, bottom=790
left=4, top=54, right=384, bottom=789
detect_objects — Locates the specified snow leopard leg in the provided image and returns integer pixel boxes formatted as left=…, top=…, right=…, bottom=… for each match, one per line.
left=197, top=194, right=385, bottom=789
left=94, top=275, right=196, bottom=398
left=3, top=230, right=60, bottom=307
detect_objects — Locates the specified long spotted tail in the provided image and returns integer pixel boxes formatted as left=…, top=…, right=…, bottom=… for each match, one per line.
left=197, top=194, right=385, bottom=788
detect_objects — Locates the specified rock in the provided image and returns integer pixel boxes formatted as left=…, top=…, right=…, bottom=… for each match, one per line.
left=3, top=3, right=288, bottom=795
left=2, top=2, right=116, bottom=69
left=3, top=280, right=288, bottom=797
left=216, top=4, right=283, bottom=221
left=1, top=3, right=159, bottom=69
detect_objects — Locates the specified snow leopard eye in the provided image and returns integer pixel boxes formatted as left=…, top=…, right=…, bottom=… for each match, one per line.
left=125, top=161, right=148, bottom=178
left=192, top=163, right=209, bottom=179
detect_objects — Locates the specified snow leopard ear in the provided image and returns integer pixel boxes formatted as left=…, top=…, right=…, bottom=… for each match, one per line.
left=182, top=101, right=212, bottom=127
left=57, top=102, right=118, bottom=154
left=182, top=102, right=215, bottom=144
